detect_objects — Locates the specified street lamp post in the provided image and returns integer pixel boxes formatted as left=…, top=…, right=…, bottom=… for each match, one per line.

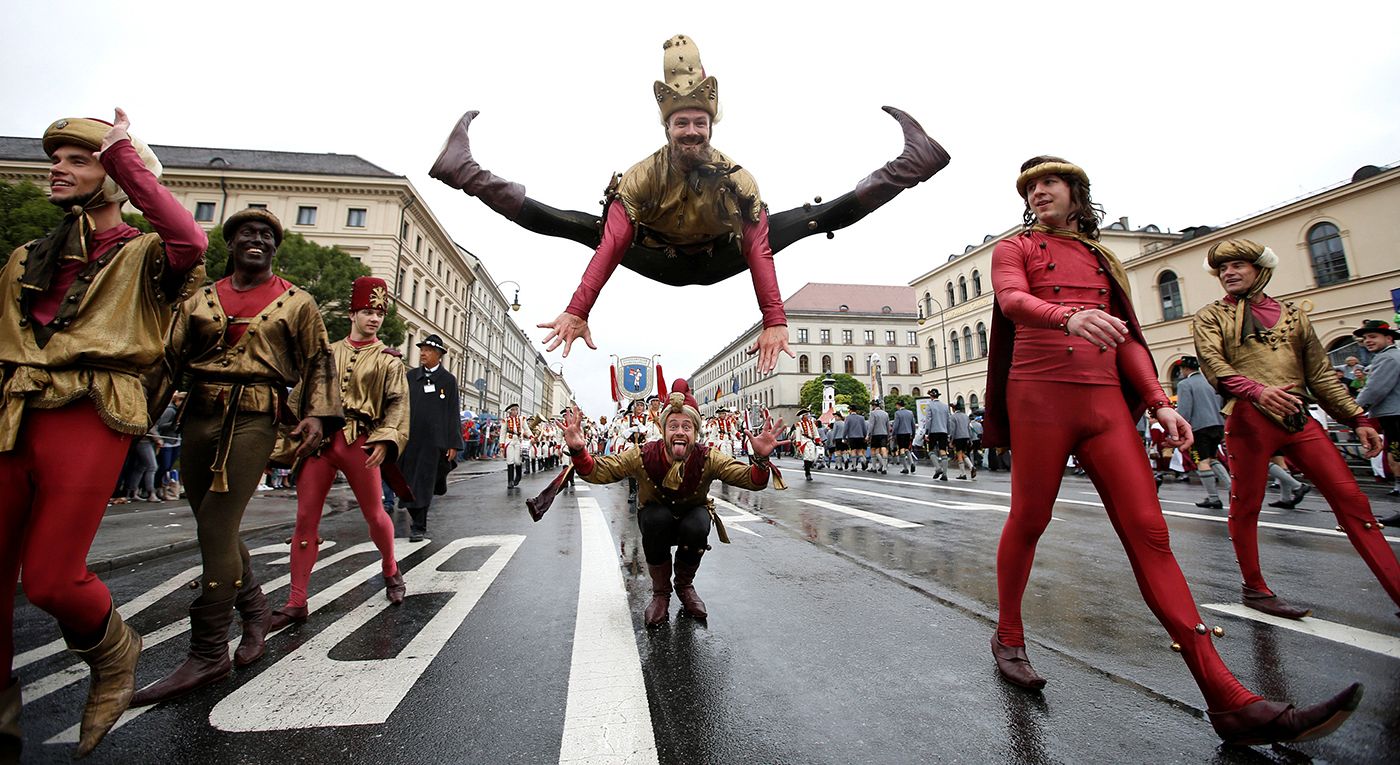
left=918, top=297, right=952, bottom=396
left=494, top=280, right=523, bottom=411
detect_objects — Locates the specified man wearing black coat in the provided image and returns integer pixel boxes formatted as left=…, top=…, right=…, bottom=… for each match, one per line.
left=398, top=335, right=464, bottom=541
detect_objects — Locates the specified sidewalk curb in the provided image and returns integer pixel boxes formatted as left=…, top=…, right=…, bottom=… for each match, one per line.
left=86, top=468, right=503, bottom=574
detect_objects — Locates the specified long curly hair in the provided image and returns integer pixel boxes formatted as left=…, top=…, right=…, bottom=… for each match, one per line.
left=1019, top=155, right=1105, bottom=240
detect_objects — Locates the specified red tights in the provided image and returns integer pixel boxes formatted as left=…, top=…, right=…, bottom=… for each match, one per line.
left=996, top=381, right=1258, bottom=713
left=1224, top=403, right=1400, bottom=606
left=1, top=404, right=130, bottom=677
left=286, top=434, right=398, bottom=609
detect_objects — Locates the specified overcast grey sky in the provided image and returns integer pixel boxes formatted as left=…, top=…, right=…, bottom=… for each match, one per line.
left=4, top=1, right=1397, bottom=417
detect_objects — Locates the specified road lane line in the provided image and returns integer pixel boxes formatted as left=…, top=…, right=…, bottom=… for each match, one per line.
left=1202, top=603, right=1400, bottom=659
left=1082, top=491, right=1283, bottom=515
left=831, top=487, right=1062, bottom=522
left=559, top=497, right=658, bottom=765
left=798, top=499, right=922, bottom=529
left=209, top=535, right=524, bottom=731
left=709, top=497, right=763, bottom=537
left=795, top=463, right=1399, bottom=545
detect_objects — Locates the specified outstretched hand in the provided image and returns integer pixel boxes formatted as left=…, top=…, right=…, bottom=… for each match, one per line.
left=99, top=107, right=131, bottom=152
left=562, top=406, right=587, bottom=452
left=539, top=312, right=597, bottom=358
left=746, top=325, right=795, bottom=375
left=748, top=415, right=787, bottom=458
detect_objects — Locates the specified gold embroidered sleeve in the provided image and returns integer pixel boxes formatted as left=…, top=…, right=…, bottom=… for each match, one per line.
left=1297, top=311, right=1364, bottom=422
left=1191, top=304, right=1238, bottom=390
left=705, top=449, right=767, bottom=491
left=578, top=447, right=643, bottom=485
left=365, top=353, right=410, bottom=460
left=291, top=302, right=344, bottom=427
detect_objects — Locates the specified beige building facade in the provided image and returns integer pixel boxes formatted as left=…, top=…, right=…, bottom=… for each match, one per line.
left=908, top=163, right=1400, bottom=407
left=0, top=136, right=572, bottom=418
left=689, top=283, right=924, bottom=423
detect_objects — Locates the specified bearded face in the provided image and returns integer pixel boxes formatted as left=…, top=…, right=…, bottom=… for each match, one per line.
left=666, top=108, right=713, bottom=172
left=664, top=413, right=697, bottom=460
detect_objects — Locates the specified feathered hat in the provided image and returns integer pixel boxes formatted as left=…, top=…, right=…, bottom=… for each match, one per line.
left=653, top=34, right=719, bottom=124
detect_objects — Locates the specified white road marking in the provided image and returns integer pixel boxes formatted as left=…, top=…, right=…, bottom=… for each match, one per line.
left=574, top=484, right=591, bottom=491
left=798, top=499, right=922, bottom=529
left=559, top=497, right=658, bottom=765
left=209, top=535, right=523, bottom=731
left=832, top=487, right=1062, bottom=522
left=1202, top=603, right=1400, bottom=660
left=1085, top=491, right=1283, bottom=515
left=709, top=497, right=763, bottom=537
left=45, top=539, right=430, bottom=744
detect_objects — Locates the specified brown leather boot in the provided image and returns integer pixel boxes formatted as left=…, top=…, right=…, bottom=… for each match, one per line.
left=1242, top=586, right=1312, bottom=619
left=1, top=676, right=22, bottom=763
left=673, top=559, right=708, bottom=619
left=853, top=106, right=951, bottom=209
left=1210, top=683, right=1363, bottom=745
left=428, top=110, right=525, bottom=219
left=991, top=635, right=1047, bottom=690
left=65, top=607, right=142, bottom=758
left=384, top=571, right=406, bottom=605
left=269, top=605, right=309, bottom=632
left=232, top=568, right=271, bottom=668
left=644, top=564, right=673, bottom=627
left=130, top=601, right=233, bottom=708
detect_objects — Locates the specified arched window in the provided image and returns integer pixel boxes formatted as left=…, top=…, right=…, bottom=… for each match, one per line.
left=972, top=269, right=983, bottom=297
left=962, top=327, right=974, bottom=359
left=821, top=355, right=832, bottom=373
left=958, top=276, right=969, bottom=302
left=976, top=322, right=988, bottom=357
left=946, top=281, right=956, bottom=306
left=799, top=354, right=810, bottom=374
left=889, top=386, right=900, bottom=396
left=1158, top=270, right=1183, bottom=321
left=909, top=355, right=920, bottom=375
left=1308, top=222, right=1348, bottom=286
left=888, top=355, right=899, bottom=375
left=912, top=387, right=921, bottom=397
left=923, top=291, right=933, bottom=317
left=956, top=395, right=965, bottom=410
left=928, top=338, right=938, bottom=368
left=950, top=331, right=961, bottom=364
left=843, top=355, right=855, bottom=374
left=970, top=393, right=980, bottom=411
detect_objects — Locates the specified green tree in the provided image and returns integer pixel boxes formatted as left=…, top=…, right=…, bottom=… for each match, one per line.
left=206, top=228, right=406, bottom=346
left=882, top=393, right=915, bottom=412
left=0, top=180, right=63, bottom=266
left=797, top=373, right=870, bottom=413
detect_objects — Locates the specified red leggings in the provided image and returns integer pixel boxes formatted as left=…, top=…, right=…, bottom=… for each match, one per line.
left=1224, top=403, right=1400, bottom=606
left=286, top=433, right=398, bottom=609
left=996, top=380, right=1258, bottom=712
left=1, top=404, right=130, bottom=677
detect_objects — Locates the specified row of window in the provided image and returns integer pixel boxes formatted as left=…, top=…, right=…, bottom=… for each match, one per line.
left=192, top=202, right=366, bottom=228
left=794, top=328, right=918, bottom=346
left=799, top=354, right=922, bottom=376
left=928, top=269, right=984, bottom=314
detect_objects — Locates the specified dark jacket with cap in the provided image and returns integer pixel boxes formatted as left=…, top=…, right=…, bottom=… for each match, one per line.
left=399, top=364, right=464, bottom=506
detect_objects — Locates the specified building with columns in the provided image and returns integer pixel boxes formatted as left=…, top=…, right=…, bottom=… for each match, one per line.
left=908, top=162, right=1400, bottom=408
left=689, top=283, right=923, bottom=424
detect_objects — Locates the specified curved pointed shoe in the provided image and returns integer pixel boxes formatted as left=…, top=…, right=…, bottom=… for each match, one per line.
left=269, top=605, right=309, bottom=632
left=1242, top=586, right=1312, bottom=619
left=130, top=602, right=232, bottom=708
left=991, top=635, right=1047, bottom=690
left=66, top=608, right=142, bottom=758
left=384, top=572, right=407, bottom=605
left=854, top=106, right=951, bottom=209
left=428, top=110, right=525, bottom=219
left=1210, top=683, right=1363, bottom=746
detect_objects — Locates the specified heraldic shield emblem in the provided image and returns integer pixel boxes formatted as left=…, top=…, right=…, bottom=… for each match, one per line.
left=610, top=355, right=665, bottom=403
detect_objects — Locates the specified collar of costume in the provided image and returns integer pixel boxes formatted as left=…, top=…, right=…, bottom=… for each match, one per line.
left=21, top=204, right=100, bottom=296
left=1029, top=224, right=1130, bottom=298
left=642, top=439, right=708, bottom=494
left=1016, top=161, right=1089, bottom=198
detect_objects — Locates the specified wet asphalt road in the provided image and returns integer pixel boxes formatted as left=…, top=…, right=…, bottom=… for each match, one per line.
left=11, top=458, right=1400, bottom=764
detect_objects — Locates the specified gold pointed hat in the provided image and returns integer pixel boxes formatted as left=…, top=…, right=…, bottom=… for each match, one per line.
left=653, top=34, right=719, bottom=124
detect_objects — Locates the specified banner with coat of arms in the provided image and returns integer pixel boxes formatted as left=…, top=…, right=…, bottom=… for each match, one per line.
left=610, top=355, right=665, bottom=403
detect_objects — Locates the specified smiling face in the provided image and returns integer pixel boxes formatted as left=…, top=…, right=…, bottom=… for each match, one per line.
left=666, top=108, right=712, bottom=171
left=230, top=221, right=278, bottom=275
left=665, top=412, right=697, bottom=460
left=351, top=308, right=385, bottom=340
left=1360, top=331, right=1394, bottom=353
left=1024, top=174, right=1076, bottom=229
left=47, top=144, right=106, bottom=208
left=1216, top=259, right=1261, bottom=298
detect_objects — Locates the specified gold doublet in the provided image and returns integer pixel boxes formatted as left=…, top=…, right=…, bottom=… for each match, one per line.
left=614, top=146, right=763, bottom=247
left=327, top=338, right=410, bottom=455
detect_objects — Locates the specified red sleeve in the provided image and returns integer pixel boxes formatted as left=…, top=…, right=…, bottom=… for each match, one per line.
left=99, top=139, right=207, bottom=273
left=748, top=463, right=770, bottom=487
left=573, top=450, right=596, bottom=476
left=991, top=239, right=1075, bottom=329
left=741, top=210, right=786, bottom=328
left=1117, top=340, right=1169, bottom=406
left=1220, top=375, right=1265, bottom=401
left=564, top=203, right=634, bottom=321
